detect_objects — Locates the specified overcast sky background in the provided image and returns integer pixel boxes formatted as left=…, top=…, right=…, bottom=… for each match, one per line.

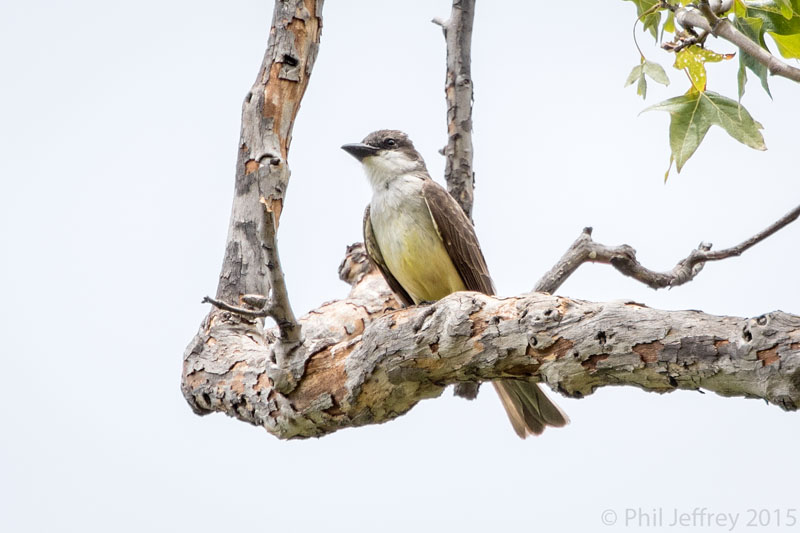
left=2, top=1, right=799, bottom=532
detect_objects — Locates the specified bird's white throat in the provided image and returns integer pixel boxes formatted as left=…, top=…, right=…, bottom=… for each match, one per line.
left=362, top=151, right=423, bottom=191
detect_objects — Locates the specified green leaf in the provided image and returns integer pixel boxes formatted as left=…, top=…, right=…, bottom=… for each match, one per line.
left=674, top=45, right=734, bottom=91
left=734, top=0, right=748, bottom=18
left=744, top=1, right=800, bottom=35
left=625, top=60, right=669, bottom=99
left=771, top=32, right=800, bottom=57
left=663, top=10, right=675, bottom=34
left=644, top=91, right=766, bottom=173
left=737, top=61, right=748, bottom=101
left=733, top=16, right=772, bottom=98
left=740, top=1, right=800, bottom=59
left=625, top=63, right=647, bottom=100
left=638, top=75, right=648, bottom=99
left=643, top=61, right=670, bottom=85
left=624, top=0, right=662, bottom=40
left=776, top=0, right=795, bottom=18
left=625, top=64, right=649, bottom=98
left=625, top=64, right=644, bottom=86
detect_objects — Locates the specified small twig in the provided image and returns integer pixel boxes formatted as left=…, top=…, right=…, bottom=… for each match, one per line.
left=676, top=5, right=800, bottom=83
left=259, top=205, right=300, bottom=343
left=202, top=295, right=270, bottom=318
left=435, top=0, right=476, bottom=218
left=662, top=29, right=709, bottom=53
left=696, top=1, right=724, bottom=33
left=699, top=203, right=800, bottom=262
left=660, top=0, right=679, bottom=13
left=535, top=203, right=800, bottom=294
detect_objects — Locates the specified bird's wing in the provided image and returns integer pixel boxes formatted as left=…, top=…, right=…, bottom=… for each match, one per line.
left=421, top=179, right=495, bottom=295
left=421, top=180, right=569, bottom=438
left=363, top=205, right=413, bottom=307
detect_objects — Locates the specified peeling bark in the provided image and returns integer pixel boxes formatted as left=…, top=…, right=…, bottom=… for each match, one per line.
left=434, top=0, right=476, bottom=218
left=216, top=0, right=322, bottom=303
left=183, top=263, right=800, bottom=439
left=183, top=0, right=322, bottom=412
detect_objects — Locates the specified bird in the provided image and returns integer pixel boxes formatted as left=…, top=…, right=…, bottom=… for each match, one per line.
left=342, top=129, right=568, bottom=438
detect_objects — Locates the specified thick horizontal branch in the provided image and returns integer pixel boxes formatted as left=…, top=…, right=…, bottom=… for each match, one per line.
left=182, top=267, right=800, bottom=439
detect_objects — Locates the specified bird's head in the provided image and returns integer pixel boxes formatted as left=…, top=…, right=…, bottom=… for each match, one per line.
left=342, top=130, right=426, bottom=189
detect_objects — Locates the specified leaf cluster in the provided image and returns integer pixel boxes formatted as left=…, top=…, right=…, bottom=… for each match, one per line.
left=623, top=0, right=800, bottom=178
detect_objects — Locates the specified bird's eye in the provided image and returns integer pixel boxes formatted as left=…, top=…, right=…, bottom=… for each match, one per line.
left=384, top=138, right=396, bottom=147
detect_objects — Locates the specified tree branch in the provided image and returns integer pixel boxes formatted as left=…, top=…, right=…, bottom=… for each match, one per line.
left=535, top=203, right=800, bottom=294
left=434, top=0, right=476, bottom=217
left=203, top=207, right=300, bottom=346
left=182, top=0, right=322, bottom=400
left=183, top=264, right=800, bottom=439
left=676, top=4, right=800, bottom=83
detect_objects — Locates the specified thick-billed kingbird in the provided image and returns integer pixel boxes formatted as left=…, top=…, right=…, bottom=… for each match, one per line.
left=342, top=130, right=568, bottom=438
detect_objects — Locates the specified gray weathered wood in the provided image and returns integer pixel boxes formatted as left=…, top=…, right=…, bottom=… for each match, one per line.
left=433, top=0, right=476, bottom=218
left=216, top=0, right=321, bottom=303
left=535, top=203, right=800, bottom=294
left=183, top=258, right=800, bottom=439
left=182, top=0, right=322, bottom=407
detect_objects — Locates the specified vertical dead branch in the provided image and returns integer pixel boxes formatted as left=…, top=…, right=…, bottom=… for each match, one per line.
left=216, top=0, right=322, bottom=304
left=182, top=0, right=323, bottom=413
left=434, top=0, right=476, bottom=218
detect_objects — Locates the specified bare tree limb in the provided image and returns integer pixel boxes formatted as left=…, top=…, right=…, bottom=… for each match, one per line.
left=433, top=0, right=476, bottom=217
left=675, top=3, right=800, bottom=83
left=182, top=0, right=322, bottom=400
left=204, top=208, right=300, bottom=345
left=183, top=264, right=800, bottom=439
left=535, top=203, right=800, bottom=294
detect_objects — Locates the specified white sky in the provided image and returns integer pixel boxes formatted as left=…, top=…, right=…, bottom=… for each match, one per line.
left=2, top=1, right=799, bottom=532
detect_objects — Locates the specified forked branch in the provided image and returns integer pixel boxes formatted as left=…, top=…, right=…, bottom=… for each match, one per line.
left=535, top=203, right=800, bottom=294
left=183, top=0, right=322, bottom=404
left=204, top=207, right=299, bottom=344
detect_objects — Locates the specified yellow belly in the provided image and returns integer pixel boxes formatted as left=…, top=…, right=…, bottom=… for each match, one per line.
left=374, top=208, right=465, bottom=304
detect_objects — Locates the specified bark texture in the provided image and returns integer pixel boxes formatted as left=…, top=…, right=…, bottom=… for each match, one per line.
left=435, top=0, right=476, bottom=218
left=183, top=258, right=800, bottom=439
left=534, top=203, right=800, bottom=295
left=216, top=0, right=322, bottom=304
left=183, top=0, right=322, bottom=407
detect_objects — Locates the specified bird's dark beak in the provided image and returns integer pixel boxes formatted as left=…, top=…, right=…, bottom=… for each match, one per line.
left=341, top=143, right=379, bottom=162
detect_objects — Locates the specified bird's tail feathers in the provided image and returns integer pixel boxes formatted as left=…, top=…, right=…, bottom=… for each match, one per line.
left=493, top=381, right=569, bottom=439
